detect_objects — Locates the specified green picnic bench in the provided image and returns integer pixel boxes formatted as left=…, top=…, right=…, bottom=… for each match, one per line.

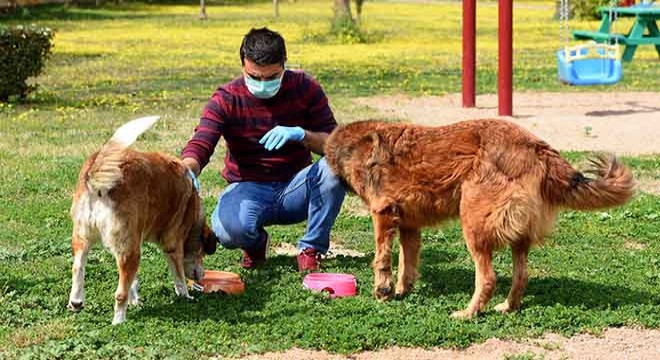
left=572, top=6, right=660, bottom=61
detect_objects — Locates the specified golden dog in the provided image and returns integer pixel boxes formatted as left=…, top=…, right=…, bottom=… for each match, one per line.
left=325, top=119, right=635, bottom=319
left=68, top=116, right=217, bottom=325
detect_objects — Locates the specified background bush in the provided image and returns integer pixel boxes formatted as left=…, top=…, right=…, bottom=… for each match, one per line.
left=568, top=0, right=610, bottom=20
left=0, top=24, right=54, bottom=102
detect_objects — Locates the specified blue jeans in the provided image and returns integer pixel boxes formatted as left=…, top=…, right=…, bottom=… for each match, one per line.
left=211, top=158, right=346, bottom=254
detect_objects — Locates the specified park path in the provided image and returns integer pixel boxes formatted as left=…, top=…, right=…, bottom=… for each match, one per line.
left=235, top=327, right=660, bottom=359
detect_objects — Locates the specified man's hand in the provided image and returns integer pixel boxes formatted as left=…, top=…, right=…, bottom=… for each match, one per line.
left=259, top=126, right=305, bottom=151
left=182, top=157, right=201, bottom=176
left=182, top=157, right=201, bottom=192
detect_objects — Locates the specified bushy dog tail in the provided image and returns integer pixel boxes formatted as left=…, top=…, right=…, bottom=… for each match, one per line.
left=543, top=152, right=635, bottom=211
left=87, top=116, right=160, bottom=194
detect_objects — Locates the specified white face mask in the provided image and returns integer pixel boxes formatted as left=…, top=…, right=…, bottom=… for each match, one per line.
left=244, top=70, right=285, bottom=99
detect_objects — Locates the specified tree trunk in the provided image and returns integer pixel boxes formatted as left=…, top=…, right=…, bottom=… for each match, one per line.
left=333, top=0, right=354, bottom=28
left=273, top=0, right=279, bottom=18
left=355, top=0, right=364, bottom=25
left=200, top=0, right=207, bottom=20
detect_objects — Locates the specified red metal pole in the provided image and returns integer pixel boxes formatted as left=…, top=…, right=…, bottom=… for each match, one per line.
left=462, top=0, right=476, bottom=108
left=498, top=0, right=513, bottom=116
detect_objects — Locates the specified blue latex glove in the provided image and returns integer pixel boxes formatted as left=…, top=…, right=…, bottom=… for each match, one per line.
left=187, top=168, right=201, bottom=193
left=259, top=126, right=305, bottom=151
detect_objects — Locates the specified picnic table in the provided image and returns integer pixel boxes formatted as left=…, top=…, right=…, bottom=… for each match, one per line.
left=572, top=6, right=660, bottom=61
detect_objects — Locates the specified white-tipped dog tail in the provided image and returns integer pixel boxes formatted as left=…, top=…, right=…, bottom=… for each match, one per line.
left=87, top=116, right=160, bottom=195
left=109, top=115, right=160, bottom=148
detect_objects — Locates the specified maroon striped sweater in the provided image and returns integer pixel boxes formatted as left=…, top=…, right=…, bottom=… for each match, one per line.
left=182, top=70, right=336, bottom=183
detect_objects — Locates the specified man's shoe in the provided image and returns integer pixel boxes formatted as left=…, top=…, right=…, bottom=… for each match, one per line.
left=297, top=248, right=321, bottom=272
left=241, top=233, right=270, bottom=269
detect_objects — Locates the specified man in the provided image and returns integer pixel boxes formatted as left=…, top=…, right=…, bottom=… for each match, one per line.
left=181, top=27, right=346, bottom=272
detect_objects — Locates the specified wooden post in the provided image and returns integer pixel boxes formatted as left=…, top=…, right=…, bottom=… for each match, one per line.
left=462, top=0, right=476, bottom=108
left=498, top=0, right=513, bottom=116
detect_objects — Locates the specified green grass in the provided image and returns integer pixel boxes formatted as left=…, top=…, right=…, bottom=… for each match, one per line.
left=1, top=1, right=659, bottom=358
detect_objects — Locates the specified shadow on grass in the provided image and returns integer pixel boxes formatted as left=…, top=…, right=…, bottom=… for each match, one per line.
left=1, top=270, right=54, bottom=295
left=132, top=253, right=374, bottom=323
left=1, top=1, right=269, bottom=21
left=0, top=4, right=155, bottom=21
left=121, top=246, right=659, bottom=324
left=523, top=277, right=660, bottom=308
left=16, top=65, right=231, bottom=108
left=417, top=248, right=659, bottom=310
left=51, top=52, right=108, bottom=65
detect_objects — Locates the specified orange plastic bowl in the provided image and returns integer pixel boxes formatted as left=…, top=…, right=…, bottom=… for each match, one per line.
left=191, top=270, right=245, bottom=295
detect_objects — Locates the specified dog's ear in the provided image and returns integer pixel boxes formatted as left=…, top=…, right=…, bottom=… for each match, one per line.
left=201, top=224, right=218, bottom=255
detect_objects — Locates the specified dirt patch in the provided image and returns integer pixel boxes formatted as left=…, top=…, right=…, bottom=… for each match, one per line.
left=639, top=179, right=660, bottom=195
left=354, top=92, right=660, bottom=156
left=272, top=241, right=365, bottom=258
left=237, top=327, right=660, bottom=359
left=623, top=239, right=647, bottom=251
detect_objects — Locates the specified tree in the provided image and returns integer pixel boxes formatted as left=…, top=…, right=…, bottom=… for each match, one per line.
left=333, top=0, right=366, bottom=27
left=274, top=0, right=279, bottom=18
left=355, top=0, right=364, bottom=24
left=333, top=0, right=354, bottom=28
left=200, top=0, right=207, bottom=20
left=8, top=0, right=17, bottom=13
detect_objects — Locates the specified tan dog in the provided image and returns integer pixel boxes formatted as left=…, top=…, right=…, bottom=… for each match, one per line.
left=67, top=116, right=217, bottom=325
left=325, top=119, right=635, bottom=319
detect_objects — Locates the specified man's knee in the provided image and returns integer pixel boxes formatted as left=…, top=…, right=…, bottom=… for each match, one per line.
left=212, top=212, right=261, bottom=249
left=316, top=157, right=332, bottom=174
left=316, top=157, right=344, bottom=189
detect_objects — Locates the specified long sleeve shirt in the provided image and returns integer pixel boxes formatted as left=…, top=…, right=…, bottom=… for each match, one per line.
left=181, top=70, right=336, bottom=183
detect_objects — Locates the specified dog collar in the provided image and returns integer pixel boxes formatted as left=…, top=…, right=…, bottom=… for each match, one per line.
left=186, top=168, right=201, bottom=193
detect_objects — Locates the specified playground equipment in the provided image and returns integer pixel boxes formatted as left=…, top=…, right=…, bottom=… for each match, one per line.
left=557, top=0, right=623, bottom=85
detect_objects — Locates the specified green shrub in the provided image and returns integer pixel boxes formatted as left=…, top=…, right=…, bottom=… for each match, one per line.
left=0, top=24, right=55, bottom=102
left=566, top=0, right=610, bottom=20
left=331, top=17, right=368, bottom=44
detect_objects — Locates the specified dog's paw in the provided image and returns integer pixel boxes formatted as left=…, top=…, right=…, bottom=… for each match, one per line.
left=175, top=289, right=196, bottom=302
left=374, top=276, right=394, bottom=301
left=450, top=309, right=475, bottom=320
left=395, top=282, right=414, bottom=298
left=128, top=290, right=141, bottom=307
left=174, top=283, right=193, bottom=298
left=67, top=301, right=84, bottom=312
left=112, top=315, right=126, bottom=326
left=393, top=293, right=407, bottom=301
left=374, top=286, right=394, bottom=301
left=494, top=301, right=518, bottom=314
left=394, top=290, right=412, bottom=300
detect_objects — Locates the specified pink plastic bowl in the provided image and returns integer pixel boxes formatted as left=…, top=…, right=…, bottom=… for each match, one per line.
left=303, top=273, right=357, bottom=298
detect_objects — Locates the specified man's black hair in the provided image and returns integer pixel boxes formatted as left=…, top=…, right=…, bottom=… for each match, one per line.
left=240, top=27, right=287, bottom=66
